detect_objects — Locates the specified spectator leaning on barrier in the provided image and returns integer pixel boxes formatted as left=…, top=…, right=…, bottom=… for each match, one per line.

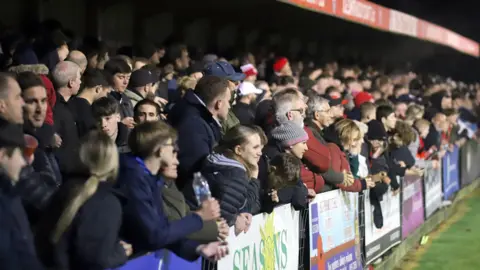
left=116, top=121, right=228, bottom=261
left=366, top=119, right=395, bottom=229
left=265, top=153, right=309, bottom=211
left=444, top=108, right=468, bottom=149
left=92, top=97, right=130, bottom=153
left=0, top=122, right=44, bottom=270
left=258, top=88, right=308, bottom=185
left=35, top=131, right=131, bottom=270
left=404, top=104, right=427, bottom=168
left=16, top=71, right=62, bottom=223
left=270, top=120, right=316, bottom=200
left=201, top=125, right=264, bottom=233
left=160, top=143, right=230, bottom=244
left=387, top=121, right=422, bottom=184
left=322, top=119, right=374, bottom=193
left=303, top=93, right=355, bottom=192
left=424, top=112, right=448, bottom=158
left=169, top=75, right=229, bottom=198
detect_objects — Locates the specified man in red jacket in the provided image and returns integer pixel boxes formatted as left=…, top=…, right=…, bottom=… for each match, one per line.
left=302, top=92, right=355, bottom=193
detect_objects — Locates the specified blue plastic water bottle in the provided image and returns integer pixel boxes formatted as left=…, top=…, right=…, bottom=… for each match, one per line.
left=192, top=172, right=212, bottom=205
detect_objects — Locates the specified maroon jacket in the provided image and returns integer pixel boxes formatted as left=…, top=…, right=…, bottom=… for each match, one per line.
left=327, top=143, right=366, bottom=192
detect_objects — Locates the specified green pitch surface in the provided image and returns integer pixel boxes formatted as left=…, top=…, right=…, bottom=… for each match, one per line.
left=414, top=190, right=480, bottom=270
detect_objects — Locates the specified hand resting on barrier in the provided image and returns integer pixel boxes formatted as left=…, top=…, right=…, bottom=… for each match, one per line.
left=196, top=241, right=229, bottom=262
left=342, top=170, right=355, bottom=186
left=234, top=213, right=253, bottom=236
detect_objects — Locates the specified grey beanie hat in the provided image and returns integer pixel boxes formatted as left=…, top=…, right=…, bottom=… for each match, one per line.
left=271, top=121, right=309, bottom=148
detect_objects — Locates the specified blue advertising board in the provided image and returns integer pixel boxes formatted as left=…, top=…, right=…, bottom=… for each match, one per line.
left=442, top=146, right=460, bottom=200
left=114, top=250, right=202, bottom=270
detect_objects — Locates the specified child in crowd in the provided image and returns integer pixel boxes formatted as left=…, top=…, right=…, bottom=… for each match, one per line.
left=414, top=119, right=432, bottom=159
left=265, top=153, right=309, bottom=211
left=366, top=120, right=394, bottom=229
left=359, top=102, right=377, bottom=124
left=388, top=121, right=423, bottom=180
left=92, top=97, right=130, bottom=153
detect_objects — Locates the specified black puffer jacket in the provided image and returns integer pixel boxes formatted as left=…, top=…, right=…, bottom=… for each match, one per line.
left=201, top=153, right=261, bottom=226
left=0, top=172, right=44, bottom=270
left=18, top=123, right=62, bottom=224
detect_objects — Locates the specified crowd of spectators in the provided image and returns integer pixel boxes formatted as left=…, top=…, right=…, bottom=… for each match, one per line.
left=0, top=21, right=479, bottom=270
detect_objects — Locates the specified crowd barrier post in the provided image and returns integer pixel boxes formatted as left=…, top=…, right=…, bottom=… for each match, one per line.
left=460, top=140, right=480, bottom=187
left=308, top=190, right=363, bottom=270
left=423, top=161, right=443, bottom=218
left=363, top=178, right=402, bottom=264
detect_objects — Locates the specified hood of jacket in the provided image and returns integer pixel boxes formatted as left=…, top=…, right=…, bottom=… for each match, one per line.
left=168, top=91, right=218, bottom=128
left=124, top=89, right=144, bottom=103
left=8, top=64, right=49, bottom=75
left=203, top=153, right=246, bottom=172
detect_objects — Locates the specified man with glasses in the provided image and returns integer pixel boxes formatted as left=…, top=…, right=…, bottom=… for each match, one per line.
left=303, top=92, right=355, bottom=192
left=272, top=88, right=308, bottom=128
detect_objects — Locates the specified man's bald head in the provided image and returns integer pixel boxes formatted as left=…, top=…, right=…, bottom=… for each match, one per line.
left=66, top=50, right=87, bottom=73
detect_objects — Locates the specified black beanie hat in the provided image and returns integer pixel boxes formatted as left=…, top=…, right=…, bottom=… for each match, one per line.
left=0, top=122, right=25, bottom=149
left=367, top=120, right=387, bottom=141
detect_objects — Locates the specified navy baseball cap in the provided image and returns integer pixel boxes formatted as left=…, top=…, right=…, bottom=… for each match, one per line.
left=203, top=61, right=246, bottom=82
left=129, top=69, right=158, bottom=88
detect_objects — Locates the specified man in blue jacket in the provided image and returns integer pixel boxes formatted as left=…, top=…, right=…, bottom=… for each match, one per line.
left=168, top=75, right=232, bottom=206
left=117, top=121, right=228, bottom=261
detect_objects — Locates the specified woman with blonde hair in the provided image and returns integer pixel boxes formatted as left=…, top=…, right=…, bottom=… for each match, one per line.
left=323, top=119, right=376, bottom=192
left=35, top=130, right=131, bottom=270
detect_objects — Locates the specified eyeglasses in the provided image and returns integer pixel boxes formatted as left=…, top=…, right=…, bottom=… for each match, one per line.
left=290, top=108, right=306, bottom=115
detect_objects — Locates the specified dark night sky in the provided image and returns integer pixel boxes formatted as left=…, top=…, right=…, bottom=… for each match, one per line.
left=371, top=0, right=479, bottom=41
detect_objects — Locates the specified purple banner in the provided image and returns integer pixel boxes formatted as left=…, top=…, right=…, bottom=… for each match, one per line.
left=402, top=175, right=425, bottom=239
left=323, top=246, right=360, bottom=270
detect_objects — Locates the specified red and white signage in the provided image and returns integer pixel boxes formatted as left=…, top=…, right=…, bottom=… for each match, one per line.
left=278, top=0, right=479, bottom=57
